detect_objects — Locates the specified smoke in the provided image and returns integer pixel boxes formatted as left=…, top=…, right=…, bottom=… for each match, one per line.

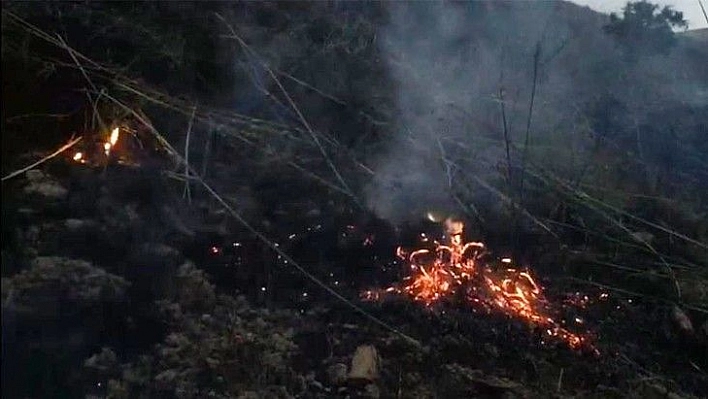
left=364, top=2, right=562, bottom=223
left=364, top=1, right=708, bottom=224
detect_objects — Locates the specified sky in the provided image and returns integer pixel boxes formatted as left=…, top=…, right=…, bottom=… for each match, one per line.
left=572, top=0, right=708, bottom=30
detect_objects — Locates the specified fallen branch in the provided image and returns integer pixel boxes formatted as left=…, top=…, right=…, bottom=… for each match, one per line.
left=1, top=136, right=83, bottom=182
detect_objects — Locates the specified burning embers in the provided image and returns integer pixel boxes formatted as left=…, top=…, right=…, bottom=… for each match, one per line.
left=362, top=219, right=597, bottom=353
left=71, top=127, right=120, bottom=164
left=70, top=125, right=145, bottom=167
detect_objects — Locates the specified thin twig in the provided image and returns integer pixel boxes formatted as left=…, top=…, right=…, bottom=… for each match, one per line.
left=435, top=136, right=485, bottom=223
left=214, top=12, right=359, bottom=207
left=2, top=137, right=82, bottom=182
left=57, top=34, right=97, bottom=94
left=567, top=277, right=707, bottom=314
left=160, top=125, right=423, bottom=348
left=528, top=166, right=686, bottom=299
left=519, top=41, right=542, bottom=204
left=468, top=172, right=558, bottom=238
left=197, top=173, right=421, bottom=347
left=699, top=0, right=708, bottom=24
left=201, top=125, right=214, bottom=180
left=183, top=105, right=197, bottom=203
left=6, top=11, right=365, bottom=201
left=6, top=113, right=75, bottom=122
left=499, top=86, right=512, bottom=184
left=114, top=100, right=422, bottom=346
left=497, top=42, right=513, bottom=187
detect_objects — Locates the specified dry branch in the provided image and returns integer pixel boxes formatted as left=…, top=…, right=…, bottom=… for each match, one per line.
left=1, top=137, right=83, bottom=182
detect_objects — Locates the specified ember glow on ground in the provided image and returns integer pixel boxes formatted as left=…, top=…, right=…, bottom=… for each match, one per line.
left=363, top=219, right=598, bottom=353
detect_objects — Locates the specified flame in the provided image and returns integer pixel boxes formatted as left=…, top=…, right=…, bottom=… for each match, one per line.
left=362, top=219, right=596, bottom=352
left=109, top=127, right=120, bottom=146
left=104, top=127, right=120, bottom=156
left=73, top=152, right=84, bottom=162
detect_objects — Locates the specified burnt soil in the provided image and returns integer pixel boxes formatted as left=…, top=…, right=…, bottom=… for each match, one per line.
left=2, top=161, right=707, bottom=399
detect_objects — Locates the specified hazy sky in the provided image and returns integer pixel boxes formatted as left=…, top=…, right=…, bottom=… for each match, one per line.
left=572, top=0, right=708, bottom=29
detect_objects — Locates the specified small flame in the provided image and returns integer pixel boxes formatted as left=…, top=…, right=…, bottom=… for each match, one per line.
left=109, top=127, right=119, bottom=146
left=104, top=127, right=120, bottom=156
left=73, top=152, right=83, bottom=162
left=362, top=219, right=596, bottom=352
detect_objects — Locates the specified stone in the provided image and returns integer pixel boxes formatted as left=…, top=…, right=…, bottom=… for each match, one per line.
left=348, top=345, right=379, bottom=382
left=24, top=180, right=68, bottom=200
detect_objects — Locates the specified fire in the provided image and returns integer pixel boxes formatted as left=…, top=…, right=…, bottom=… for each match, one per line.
left=71, top=127, right=124, bottom=164
left=362, top=219, right=596, bottom=352
left=104, top=127, right=120, bottom=156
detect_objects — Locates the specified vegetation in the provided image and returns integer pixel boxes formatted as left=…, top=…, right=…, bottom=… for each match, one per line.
left=604, top=0, right=688, bottom=58
left=2, top=1, right=707, bottom=398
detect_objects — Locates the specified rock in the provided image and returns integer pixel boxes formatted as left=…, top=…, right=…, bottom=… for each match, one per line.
left=327, top=363, right=348, bottom=386
left=22, top=170, right=68, bottom=200
left=24, top=179, right=68, bottom=200
left=348, top=345, right=379, bottom=382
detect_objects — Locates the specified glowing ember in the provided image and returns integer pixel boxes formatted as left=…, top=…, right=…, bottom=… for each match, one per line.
left=362, top=219, right=596, bottom=352
left=73, top=152, right=84, bottom=162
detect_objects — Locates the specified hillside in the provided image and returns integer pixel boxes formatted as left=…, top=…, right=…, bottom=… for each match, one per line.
left=2, top=1, right=707, bottom=398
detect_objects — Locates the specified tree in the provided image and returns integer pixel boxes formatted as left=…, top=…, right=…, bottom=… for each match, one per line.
left=603, top=0, right=688, bottom=58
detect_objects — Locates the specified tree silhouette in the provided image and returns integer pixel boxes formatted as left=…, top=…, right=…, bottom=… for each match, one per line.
left=604, top=0, right=687, bottom=58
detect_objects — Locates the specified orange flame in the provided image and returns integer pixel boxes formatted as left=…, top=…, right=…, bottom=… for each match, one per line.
left=362, top=219, right=596, bottom=352
left=104, top=127, right=120, bottom=156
